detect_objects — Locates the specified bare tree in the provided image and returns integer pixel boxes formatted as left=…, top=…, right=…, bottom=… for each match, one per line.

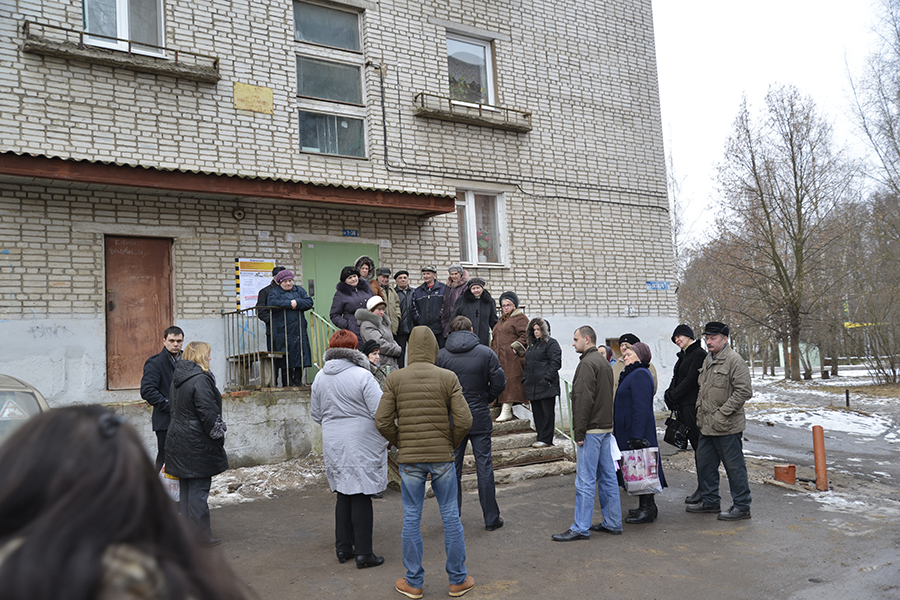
left=715, top=85, right=857, bottom=380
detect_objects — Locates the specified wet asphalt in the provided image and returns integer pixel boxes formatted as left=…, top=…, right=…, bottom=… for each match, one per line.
left=214, top=458, right=899, bottom=600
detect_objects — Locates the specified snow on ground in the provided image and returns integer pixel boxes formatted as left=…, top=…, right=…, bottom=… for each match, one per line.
left=209, top=455, right=326, bottom=508
left=746, top=399, right=893, bottom=436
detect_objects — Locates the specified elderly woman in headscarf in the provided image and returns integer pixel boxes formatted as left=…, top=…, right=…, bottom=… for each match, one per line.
left=614, top=341, right=666, bottom=525
left=330, top=266, right=372, bottom=337
left=355, top=295, right=402, bottom=370
left=441, top=263, right=469, bottom=339
left=311, top=330, right=387, bottom=569
left=268, top=269, right=314, bottom=386
left=490, top=291, right=528, bottom=422
left=452, top=277, right=498, bottom=346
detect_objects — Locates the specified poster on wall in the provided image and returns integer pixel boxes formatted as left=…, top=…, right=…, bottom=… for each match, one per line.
left=235, top=258, right=275, bottom=310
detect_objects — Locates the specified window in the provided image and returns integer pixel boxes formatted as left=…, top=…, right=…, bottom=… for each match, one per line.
left=456, top=191, right=506, bottom=265
left=447, top=35, right=494, bottom=105
left=299, top=111, right=365, bottom=158
left=84, top=0, right=164, bottom=54
left=293, top=1, right=366, bottom=157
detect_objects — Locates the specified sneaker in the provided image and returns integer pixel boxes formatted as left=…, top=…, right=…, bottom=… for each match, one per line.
left=395, top=578, right=423, bottom=599
left=717, top=506, right=751, bottom=521
left=449, top=576, right=475, bottom=597
left=532, top=441, right=550, bottom=448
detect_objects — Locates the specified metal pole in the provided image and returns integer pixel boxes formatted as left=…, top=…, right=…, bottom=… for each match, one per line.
left=845, top=389, right=850, bottom=408
left=812, top=425, right=828, bottom=491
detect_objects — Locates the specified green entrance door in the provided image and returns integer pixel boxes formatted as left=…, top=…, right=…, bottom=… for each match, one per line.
left=302, top=240, right=379, bottom=319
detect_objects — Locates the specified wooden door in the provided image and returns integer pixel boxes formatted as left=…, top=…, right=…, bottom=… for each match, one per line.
left=105, top=236, right=173, bottom=390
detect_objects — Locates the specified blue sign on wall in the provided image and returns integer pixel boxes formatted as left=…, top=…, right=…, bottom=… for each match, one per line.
left=645, top=281, right=670, bottom=291
left=342, top=229, right=359, bottom=237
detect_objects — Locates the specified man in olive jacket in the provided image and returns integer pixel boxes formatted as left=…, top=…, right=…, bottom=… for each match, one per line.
left=375, top=326, right=474, bottom=598
left=687, top=321, right=753, bottom=521
left=552, top=326, right=622, bottom=541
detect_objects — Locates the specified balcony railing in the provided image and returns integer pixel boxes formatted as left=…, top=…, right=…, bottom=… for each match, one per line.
left=413, top=92, right=532, bottom=133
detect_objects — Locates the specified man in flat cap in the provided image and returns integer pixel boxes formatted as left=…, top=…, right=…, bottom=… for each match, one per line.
left=686, top=321, right=753, bottom=521
left=412, top=265, right=447, bottom=348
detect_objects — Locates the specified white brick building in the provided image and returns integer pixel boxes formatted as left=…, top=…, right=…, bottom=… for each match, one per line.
left=0, top=0, right=678, bottom=407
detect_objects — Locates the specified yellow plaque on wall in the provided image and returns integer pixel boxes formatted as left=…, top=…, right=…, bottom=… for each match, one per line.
left=233, top=82, right=274, bottom=114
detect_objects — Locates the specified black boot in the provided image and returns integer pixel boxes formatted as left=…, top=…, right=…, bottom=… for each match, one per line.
left=625, top=494, right=657, bottom=524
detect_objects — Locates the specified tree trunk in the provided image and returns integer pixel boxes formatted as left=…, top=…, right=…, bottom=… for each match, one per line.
left=782, top=337, right=791, bottom=380
left=790, top=312, right=802, bottom=382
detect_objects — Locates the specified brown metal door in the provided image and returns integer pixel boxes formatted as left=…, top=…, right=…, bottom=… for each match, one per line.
left=105, top=236, right=173, bottom=390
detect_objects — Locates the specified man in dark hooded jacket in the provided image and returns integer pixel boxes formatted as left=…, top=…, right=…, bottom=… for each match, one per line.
left=436, top=316, right=507, bottom=532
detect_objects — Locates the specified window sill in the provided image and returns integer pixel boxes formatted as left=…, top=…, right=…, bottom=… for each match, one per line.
left=21, top=20, right=220, bottom=84
left=460, top=262, right=508, bottom=270
left=414, top=92, right=532, bottom=133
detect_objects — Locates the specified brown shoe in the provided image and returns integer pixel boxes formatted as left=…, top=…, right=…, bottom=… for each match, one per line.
left=395, top=578, right=423, bottom=599
left=449, top=575, right=475, bottom=597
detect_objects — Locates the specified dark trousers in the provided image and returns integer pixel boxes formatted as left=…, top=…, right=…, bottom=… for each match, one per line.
left=154, top=429, right=167, bottom=472
left=179, top=476, right=213, bottom=540
left=395, top=333, right=409, bottom=368
left=288, top=367, right=304, bottom=386
left=454, top=432, right=501, bottom=527
left=531, top=397, right=556, bottom=445
left=697, top=433, right=751, bottom=510
left=335, top=492, right=374, bottom=555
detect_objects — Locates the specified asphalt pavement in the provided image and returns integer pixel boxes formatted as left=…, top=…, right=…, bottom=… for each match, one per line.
left=214, top=458, right=899, bottom=600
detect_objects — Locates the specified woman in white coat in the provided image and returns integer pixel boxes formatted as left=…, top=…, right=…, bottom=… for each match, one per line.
left=310, top=329, right=388, bottom=570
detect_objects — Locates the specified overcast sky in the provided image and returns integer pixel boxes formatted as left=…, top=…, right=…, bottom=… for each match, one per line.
left=651, top=0, right=880, bottom=245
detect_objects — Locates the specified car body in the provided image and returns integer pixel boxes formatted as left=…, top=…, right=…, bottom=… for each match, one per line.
left=0, top=374, right=50, bottom=445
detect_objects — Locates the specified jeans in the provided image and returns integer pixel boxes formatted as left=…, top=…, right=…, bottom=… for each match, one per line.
left=697, top=433, right=751, bottom=510
left=454, top=433, right=501, bottom=527
left=572, top=432, right=622, bottom=534
left=399, top=462, right=467, bottom=588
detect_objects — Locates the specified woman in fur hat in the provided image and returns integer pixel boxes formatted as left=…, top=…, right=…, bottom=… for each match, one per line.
left=452, top=277, right=498, bottom=346
left=490, top=291, right=529, bottom=422
left=330, top=266, right=372, bottom=337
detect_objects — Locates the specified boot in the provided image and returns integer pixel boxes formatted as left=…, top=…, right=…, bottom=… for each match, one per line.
left=496, top=403, right=514, bottom=422
left=625, top=494, right=657, bottom=524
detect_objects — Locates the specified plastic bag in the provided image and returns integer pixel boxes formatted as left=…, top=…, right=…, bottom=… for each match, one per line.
left=619, top=447, right=663, bottom=495
left=159, top=465, right=180, bottom=502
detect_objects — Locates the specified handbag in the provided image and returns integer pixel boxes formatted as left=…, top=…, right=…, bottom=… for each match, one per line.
left=619, top=447, right=663, bottom=495
left=664, top=412, right=690, bottom=450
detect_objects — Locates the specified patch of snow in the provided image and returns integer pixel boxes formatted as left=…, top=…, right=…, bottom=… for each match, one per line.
left=208, top=455, right=327, bottom=508
left=746, top=405, right=892, bottom=436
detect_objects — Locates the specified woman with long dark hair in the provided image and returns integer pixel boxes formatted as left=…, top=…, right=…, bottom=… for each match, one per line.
left=166, top=341, right=229, bottom=545
left=0, top=405, right=250, bottom=600
left=311, top=329, right=387, bottom=569
left=522, top=317, right=562, bottom=447
left=614, top=341, right=667, bottom=525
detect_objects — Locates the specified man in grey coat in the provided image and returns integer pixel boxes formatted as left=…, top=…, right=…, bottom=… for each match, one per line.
left=686, top=321, right=753, bottom=521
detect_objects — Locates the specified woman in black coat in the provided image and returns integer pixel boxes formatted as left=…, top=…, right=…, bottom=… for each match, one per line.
left=451, top=277, right=498, bottom=346
left=664, top=324, right=708, bottom=503
left=165, top=341, right=228, bottom=545
left=268, top=269, right=315, bottom=386
left=330, top=266, right=372, bottom=338
left=522, top=317, right=561, bottom=447
left=614, top=342, right=666, bottom=525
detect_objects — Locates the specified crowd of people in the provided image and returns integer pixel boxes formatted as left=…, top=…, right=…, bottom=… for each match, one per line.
left=0, top=253, right=754, bottom=599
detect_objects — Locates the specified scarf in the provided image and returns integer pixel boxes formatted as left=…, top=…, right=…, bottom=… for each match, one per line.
left=618, top=361, right=650, bottom=386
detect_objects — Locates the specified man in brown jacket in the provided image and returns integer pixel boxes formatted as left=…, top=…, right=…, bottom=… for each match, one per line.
left=552, top=326, right=623, bottom=541
left=376, top=326, right=475, bottom=599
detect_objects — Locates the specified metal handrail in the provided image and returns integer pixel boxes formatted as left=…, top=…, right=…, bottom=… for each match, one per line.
left=307, top=310, right=338, bottom=371
left=22, top=20, right=219, bottom=69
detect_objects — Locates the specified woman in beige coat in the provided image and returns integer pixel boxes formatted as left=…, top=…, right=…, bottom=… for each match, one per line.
left=490, top=291, right=528, bottom=422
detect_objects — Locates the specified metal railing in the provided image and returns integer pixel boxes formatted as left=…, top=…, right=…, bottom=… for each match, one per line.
left=22, top=20, right=219, bottom=70
left=222, top=307, right=336, bottom=390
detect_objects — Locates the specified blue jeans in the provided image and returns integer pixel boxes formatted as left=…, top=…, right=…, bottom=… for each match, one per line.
left=399, top=462, right=468, bottom=588
left=697, top=433, right=751, bottom=510
left=572, top=432, right=622, bottom=534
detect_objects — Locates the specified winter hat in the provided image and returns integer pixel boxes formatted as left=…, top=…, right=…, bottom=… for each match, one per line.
left=703, top=321, right=730, bottom=337
left=468, top=277, right=487, bottom=289
left=274, top=270, right=294, bottom=284
left=671, top=324, right=695, bottom=343
left=499, top=291, right=519, bottom=308
left=394, top=270, right=409, bottom=279
left=619, top=333, right=640, bottom=345
left=421, top=265, right=437, bottom=273
left=632, top=341, right=652, bottom=364
left=359, top=339, right=380, bottom=356
left=272, top=266, right=286, bottom=277
left=366, top=295, right=387, bottom=311
left=448, top=263, right=463, bottom=274
left=340, top=266, right=360, bottom=282
left=376, top=267, right=391, bottom=277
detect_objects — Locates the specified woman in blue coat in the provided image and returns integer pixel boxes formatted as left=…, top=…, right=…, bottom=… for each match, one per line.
left=614, top=341, right=666, bottom=525
left=268, top=270, right=314, bottom=386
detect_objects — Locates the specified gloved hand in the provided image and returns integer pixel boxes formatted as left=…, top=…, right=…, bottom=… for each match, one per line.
left=663, top=389, right=676, bottom=411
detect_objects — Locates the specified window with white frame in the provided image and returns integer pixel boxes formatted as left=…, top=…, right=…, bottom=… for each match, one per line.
left=456, top=191, right=506, bottom=265
left=84, top=0, right=165, bottom=54
left=447, top=34, right=494, bottom=105
left=294, top=1, right=367, bottom=158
